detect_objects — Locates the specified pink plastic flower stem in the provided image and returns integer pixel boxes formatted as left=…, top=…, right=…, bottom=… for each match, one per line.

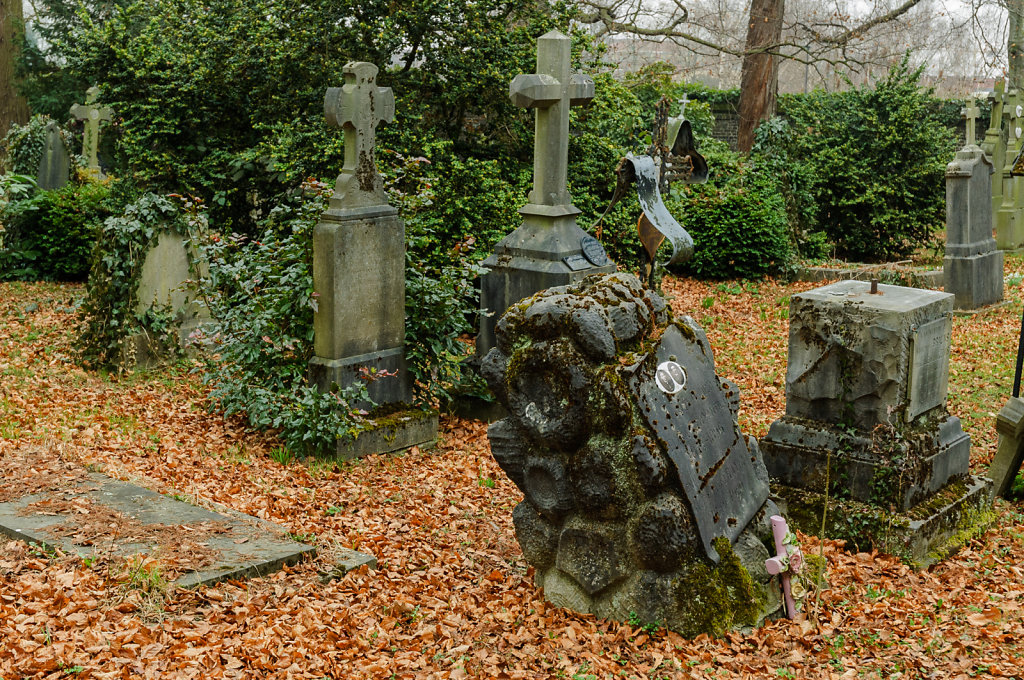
left=765, top=515, right=797, bottom=619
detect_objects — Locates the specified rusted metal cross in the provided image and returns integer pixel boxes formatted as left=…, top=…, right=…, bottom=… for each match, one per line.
left=324, top=62, right=395, bottom=210
left=69, top=86, right=112, bottom=176
left=510, top=30, right=594, bottom=211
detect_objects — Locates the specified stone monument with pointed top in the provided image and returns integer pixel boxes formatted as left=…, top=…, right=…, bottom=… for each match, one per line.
left=981, top=81, right=1008, bottom=219
left=477, top=30, right=616, bottom=357
left=35, top=122, right=70, bottom=190
left=944, top=108, right=1004, bottom=311
left=996, top=90, right=1024, bottom=250
left=70, top=86, right=113, bottom=178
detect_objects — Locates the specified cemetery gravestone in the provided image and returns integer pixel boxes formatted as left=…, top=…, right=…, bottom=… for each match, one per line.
left=308, top=61, right=437, bottom=458
left=996, top=90, right=1024, bottom=250
left=760, top=280, right=992, bottom=567
left=35, top=122, right=70, bottom=191
left=944, top=137, right=1004, bottom=310
left=477, top=30, right=616, bottom=358
left=483, top=273, right=794, bottom=636
left=70, top=86, right=113, bottom=178
left=981, top=82, right=1007, bottom=219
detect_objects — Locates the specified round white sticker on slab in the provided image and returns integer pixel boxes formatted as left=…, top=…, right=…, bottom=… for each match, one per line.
left=655, top=361, right=687, bottom=395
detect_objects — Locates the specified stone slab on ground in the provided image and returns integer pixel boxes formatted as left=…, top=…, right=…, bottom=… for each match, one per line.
left=331, top=410, right=439, bottom=461
left=0, top=467, right=321, bottom=588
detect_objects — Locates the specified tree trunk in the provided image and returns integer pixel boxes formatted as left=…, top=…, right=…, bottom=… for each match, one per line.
left=0, top=0, right=30, bottom=141
left=737, top=0, right=784, bottom=153
left=1010, top=0, right=1024, bottom=91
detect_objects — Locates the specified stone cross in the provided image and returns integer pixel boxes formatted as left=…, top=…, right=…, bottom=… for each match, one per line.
left=324, top=62, right=395, bottom=210
left=510, top=30, right=595, bottom=210
left=69, top=86, right=112, bottom=175
left=962, top=99, right=981, bottom=146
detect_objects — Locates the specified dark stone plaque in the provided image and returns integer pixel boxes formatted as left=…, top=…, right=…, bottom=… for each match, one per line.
left=581, top=235, right=610, bottom=267
left=563, top=254, right=591, bottom=271
left=627, top=324, right=769, bottom=561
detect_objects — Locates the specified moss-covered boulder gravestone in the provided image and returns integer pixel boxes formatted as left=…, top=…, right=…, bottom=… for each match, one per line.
left=483, top=273, right=793, bottom=636
left=761, top=280, right=992, bottom=567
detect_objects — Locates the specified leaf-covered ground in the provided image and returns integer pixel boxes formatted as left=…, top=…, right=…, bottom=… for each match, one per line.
left=3, top=264, right=1024, bottom=679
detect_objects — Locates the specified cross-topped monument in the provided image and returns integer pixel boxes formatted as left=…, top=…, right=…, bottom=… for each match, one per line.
left=477, top=31, right=615, bottom=357
left=69, top=86, right=112, bottom=177
left=510, top=31, right=594, bottom=210
left=962, top=98, right=981, bottom=146
left=324, top=62, right=395, bottom=210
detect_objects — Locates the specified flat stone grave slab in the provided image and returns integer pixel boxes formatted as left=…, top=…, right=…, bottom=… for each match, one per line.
left=0, top=449, right=317, bottom=588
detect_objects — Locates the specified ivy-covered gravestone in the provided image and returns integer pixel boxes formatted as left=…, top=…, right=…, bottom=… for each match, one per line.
left=483, top=273, right=796, bottom=636
left=760, top=280, right=992, bottom=567
left=79, top=194, right=208, bottom=370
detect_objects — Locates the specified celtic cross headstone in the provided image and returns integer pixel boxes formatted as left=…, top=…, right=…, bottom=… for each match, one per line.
left=69, top=86, right=112, bottom=177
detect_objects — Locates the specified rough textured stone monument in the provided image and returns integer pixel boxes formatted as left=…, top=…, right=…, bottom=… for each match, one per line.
left=70, top=86, right=113, bottom=178
left=477, top=30, right=616, bottom=357
left=35, top=122, right=70, bottom=191
left=996, top=90, right=1024, bottom=250
left=944, top=140, right=1004, bottom=310
left=308, top=62, right=437, bottom=457
left=761, top=280, right=992, bottom=567
left=483, top=273, right=795, bottom=636
left=990, top=396, right=1024, bottom=499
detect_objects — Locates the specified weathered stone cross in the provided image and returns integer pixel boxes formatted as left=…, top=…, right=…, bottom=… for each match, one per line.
left=510, top=30, right=595, bottom=211
left=324, top=61, right=395, bottom=210
left=69, top=86, right=112, bottom=175
left=962, top=98, right=981, bottom=146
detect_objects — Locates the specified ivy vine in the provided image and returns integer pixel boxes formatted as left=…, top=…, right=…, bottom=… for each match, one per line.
left=78, top=193, right=207, bottom=369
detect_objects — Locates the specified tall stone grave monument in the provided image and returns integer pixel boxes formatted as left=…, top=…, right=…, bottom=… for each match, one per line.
left=70, top=86, right=113, bottom=179
left=944, top=129, right=1004, bottom=310
left=482, top=274, right=796, bottom=636
left=996, top=90, right=1024, bottom=250
left=35, top=122, right=70, bottom=190
left=981, top=81, right=1007, bottom=218
left=477, top=30, right=616, bottom=357
left=761, top=281, right=992, bottom=567
left=309, top=62, right=436, bottom=457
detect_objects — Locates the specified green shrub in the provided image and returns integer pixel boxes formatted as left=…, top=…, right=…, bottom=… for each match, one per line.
left=778, top=56, right=956, bottom=262
left=0, top=179, right=114, bottom=281
left=668, top=164, right=792, bottom=280
left=194, top=181, right=480, bottom=454
left=2, top=115, right=57, bottom=175
left=78, top=192, right=204, bottom=367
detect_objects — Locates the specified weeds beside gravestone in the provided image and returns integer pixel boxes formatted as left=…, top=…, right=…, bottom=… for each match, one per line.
left=482, top=273, right=813, bottom=636
left=761, top=280, right=992, bottom=567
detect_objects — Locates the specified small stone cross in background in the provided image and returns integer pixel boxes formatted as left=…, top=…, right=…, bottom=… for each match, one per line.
left=962, top=98, right=981, bottom=146
left=509, top=30, right=594, bottom=210
left=324, top=62, right=395, bottom=210
left=69, top=86, right=112, bottom=177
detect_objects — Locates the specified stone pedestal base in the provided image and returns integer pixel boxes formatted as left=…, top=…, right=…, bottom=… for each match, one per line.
left=990, top=396, right=1024, bottom=498
left=944, top=250, right=1004, bottom=310
left=477, top=213, right=615, bottom=357
left=309, top=346, right=412, bottom=407
left=761, top=416, right=971, bottom=512
left=996, top=206, right=1024, bottom=250
left=774, top=476, right=993, bottom=568
left=328, top=409, right=438, bottom=461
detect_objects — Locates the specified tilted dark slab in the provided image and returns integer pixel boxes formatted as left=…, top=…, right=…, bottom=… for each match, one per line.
left=627, top=324, right=769, bottom=562
left=0, top=472, right=318, bottom=588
